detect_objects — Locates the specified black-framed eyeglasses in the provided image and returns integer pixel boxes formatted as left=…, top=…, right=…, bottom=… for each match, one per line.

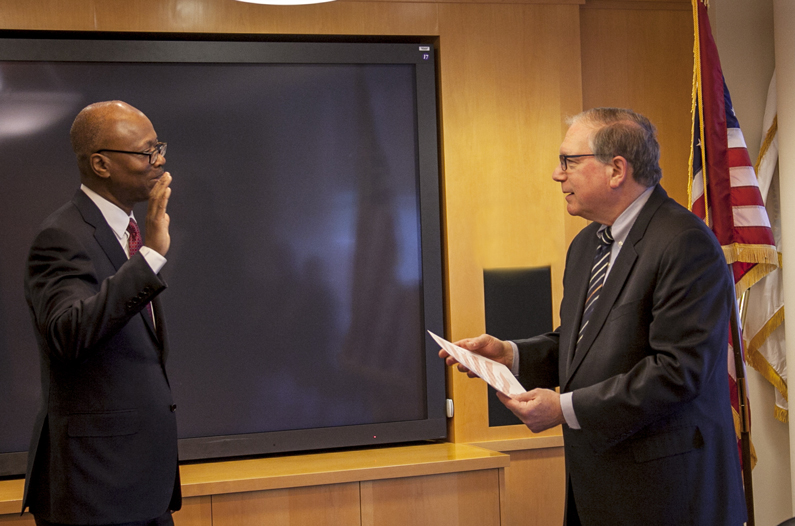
left=559, top=153, right=595, bottom=172
left=95, top=142, right=167, bottom=165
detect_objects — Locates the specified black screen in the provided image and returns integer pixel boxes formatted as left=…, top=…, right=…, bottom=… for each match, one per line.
left=0, top=37, right=445, bottom=476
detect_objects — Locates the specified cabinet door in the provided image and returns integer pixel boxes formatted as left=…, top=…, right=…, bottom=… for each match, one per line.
left=361, top=470, right=502, bottom=526
left=211, top=482, right=360, bottom=526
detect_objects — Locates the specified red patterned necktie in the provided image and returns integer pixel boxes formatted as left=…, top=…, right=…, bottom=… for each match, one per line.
left=127, top=219, right=153, bottom=320
left=127, top=219, right=143, bottom=257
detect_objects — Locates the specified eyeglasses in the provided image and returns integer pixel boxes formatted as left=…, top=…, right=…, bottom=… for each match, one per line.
left=95, top=142, right=167, bottom=165
left=559, top=153, right=595, bottom=172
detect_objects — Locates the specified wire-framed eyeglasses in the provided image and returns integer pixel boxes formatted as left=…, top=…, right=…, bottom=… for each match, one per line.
left=95, top=142, right=167, bottom=165
left=559, top=153, right=595, bottom=172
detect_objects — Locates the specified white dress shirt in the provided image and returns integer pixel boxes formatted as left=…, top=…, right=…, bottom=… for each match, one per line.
left=80, top=184, right=167, bottom=273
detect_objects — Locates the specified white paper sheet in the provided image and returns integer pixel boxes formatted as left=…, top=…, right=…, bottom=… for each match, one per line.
left=429, top=331, right=526, bottom=398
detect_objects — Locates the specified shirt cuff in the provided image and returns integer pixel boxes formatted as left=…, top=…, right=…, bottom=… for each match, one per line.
left=139, top=246, right=167, bottom=274
left=560, top=392, right=581, bottom=429
left=509, top=341, right=520, bottom=376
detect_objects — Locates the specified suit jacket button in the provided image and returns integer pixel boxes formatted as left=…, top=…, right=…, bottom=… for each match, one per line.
left=170, top=404, right=177, bottom=412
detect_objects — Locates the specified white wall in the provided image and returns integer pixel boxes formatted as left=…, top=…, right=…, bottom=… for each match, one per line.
left=711, top=0, right=793, bottom=524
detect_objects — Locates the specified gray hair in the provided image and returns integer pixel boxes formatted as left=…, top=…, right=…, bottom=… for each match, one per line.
left=569, top=108, right=662, bottom=187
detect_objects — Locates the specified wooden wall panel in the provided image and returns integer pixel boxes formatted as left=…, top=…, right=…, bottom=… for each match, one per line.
left=0, top=515, right=34, bottom=525
left=360, top=470, right=501, bottom=526
left=173, top=496, right=213, bottom=526
left=0, top=0, right=440, bottom=36
left=502, top=447, right=565, bottom=526
left=211, top=483, right=361, bottom=525
left=437, top=2, right=582, bottom=443
left=580, top=3, right=693, bottom=206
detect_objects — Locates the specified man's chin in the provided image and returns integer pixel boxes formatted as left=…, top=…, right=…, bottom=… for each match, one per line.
left=565, top=200, right=578, bottom=216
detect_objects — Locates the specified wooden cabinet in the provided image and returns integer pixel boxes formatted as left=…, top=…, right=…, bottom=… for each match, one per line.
left=2, top=444, right=509, bottom=526
left=174, top=443, right=508, bottom=526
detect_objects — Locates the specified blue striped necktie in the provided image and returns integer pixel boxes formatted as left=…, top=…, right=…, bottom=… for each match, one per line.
left=577, top=226, right=614, bottom=347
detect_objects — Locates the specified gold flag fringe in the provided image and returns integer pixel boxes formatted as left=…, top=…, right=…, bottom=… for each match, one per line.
left=687, top=27, right=698, bottom=208
left=721, top=244, right=779, bottom=297
left=688, top=0, right=709, bottom=228
left=745, top=306, right=787, bottom=399
left=754, top=115, right=778, bottom=176
left=745, top=303, right=788, bottom=423
left=722, top=244, right=779, bottom=267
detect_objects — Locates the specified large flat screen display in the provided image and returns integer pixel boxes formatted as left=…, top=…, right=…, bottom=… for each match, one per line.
left=0, top=35, right=445, bottom=477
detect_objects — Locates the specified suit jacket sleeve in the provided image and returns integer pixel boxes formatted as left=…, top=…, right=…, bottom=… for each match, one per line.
left=26, top=225, right=166, bottom=363
left=514, top=330, right=561, bottom=390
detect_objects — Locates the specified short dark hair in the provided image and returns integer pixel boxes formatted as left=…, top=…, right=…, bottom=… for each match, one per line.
left=571, top=108, right=662, bottom=187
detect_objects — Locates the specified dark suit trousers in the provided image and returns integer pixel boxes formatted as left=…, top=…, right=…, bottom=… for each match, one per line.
left=34, top=511, right=174, bottom=526
left=565, top=479, right=582, bottom=526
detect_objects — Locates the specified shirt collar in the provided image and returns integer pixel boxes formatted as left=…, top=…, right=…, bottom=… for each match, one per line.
left=598, top=185, right=654, bottom=248
left=80, top=184, right=136, bottom=241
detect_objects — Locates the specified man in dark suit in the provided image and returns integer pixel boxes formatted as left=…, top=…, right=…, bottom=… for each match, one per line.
left=441, top=108, right=747, bottom=525
left=22, top=101, right=181, bottom=526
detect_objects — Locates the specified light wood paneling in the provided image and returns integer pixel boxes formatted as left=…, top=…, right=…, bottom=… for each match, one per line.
left=349, top=0, right=582, bottom=4
left=0, top=514, right=34, bottom=525
left=0, top=480, right=24, bottom=516
left=179, top=443, right=508, bottom=497
left=472, top=434, right=564, bottom=452
left=0, top=0, right=439, bottom=36
left=173, top=496, right=213, bottom=526
left=583, top=0, right=689, bottom=10
left=501, top=447, right=565, bottom=526
left=361, top=469, right=502, bottom=526
left=437, top=2, right=582, bottom=444
left=580, top=4, right=693, bottom=206
left=212, top=483, right=360, bottom=526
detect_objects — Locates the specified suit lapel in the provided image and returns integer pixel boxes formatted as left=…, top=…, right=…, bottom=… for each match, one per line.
left=73, top=190, right=128, bottom=271
left=563, top=185, right=669, bottom=388
left=73, top=190, right=161, bottom=343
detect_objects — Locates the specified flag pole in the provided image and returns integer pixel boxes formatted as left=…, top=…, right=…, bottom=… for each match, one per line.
left=730, top=292, right=755, bottom=526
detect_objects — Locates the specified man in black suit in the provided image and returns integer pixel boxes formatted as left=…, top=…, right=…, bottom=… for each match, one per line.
left=23, top=101, right=181, bottom=526
left=441, top=108, right=746, bottom=525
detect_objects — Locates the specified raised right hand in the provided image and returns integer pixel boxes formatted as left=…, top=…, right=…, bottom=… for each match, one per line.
left=144, top=172, right=172, bottom=256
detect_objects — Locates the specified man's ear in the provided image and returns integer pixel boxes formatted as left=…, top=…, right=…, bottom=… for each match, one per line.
left=608, top=155, right=630, bottom=189
left=89, top=153, right=112, bottom=179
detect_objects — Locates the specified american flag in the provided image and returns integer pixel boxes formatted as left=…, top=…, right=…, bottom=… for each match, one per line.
left=688, top=0, right=778, bottom=469
left=689, top=1, right=777, bottom=294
